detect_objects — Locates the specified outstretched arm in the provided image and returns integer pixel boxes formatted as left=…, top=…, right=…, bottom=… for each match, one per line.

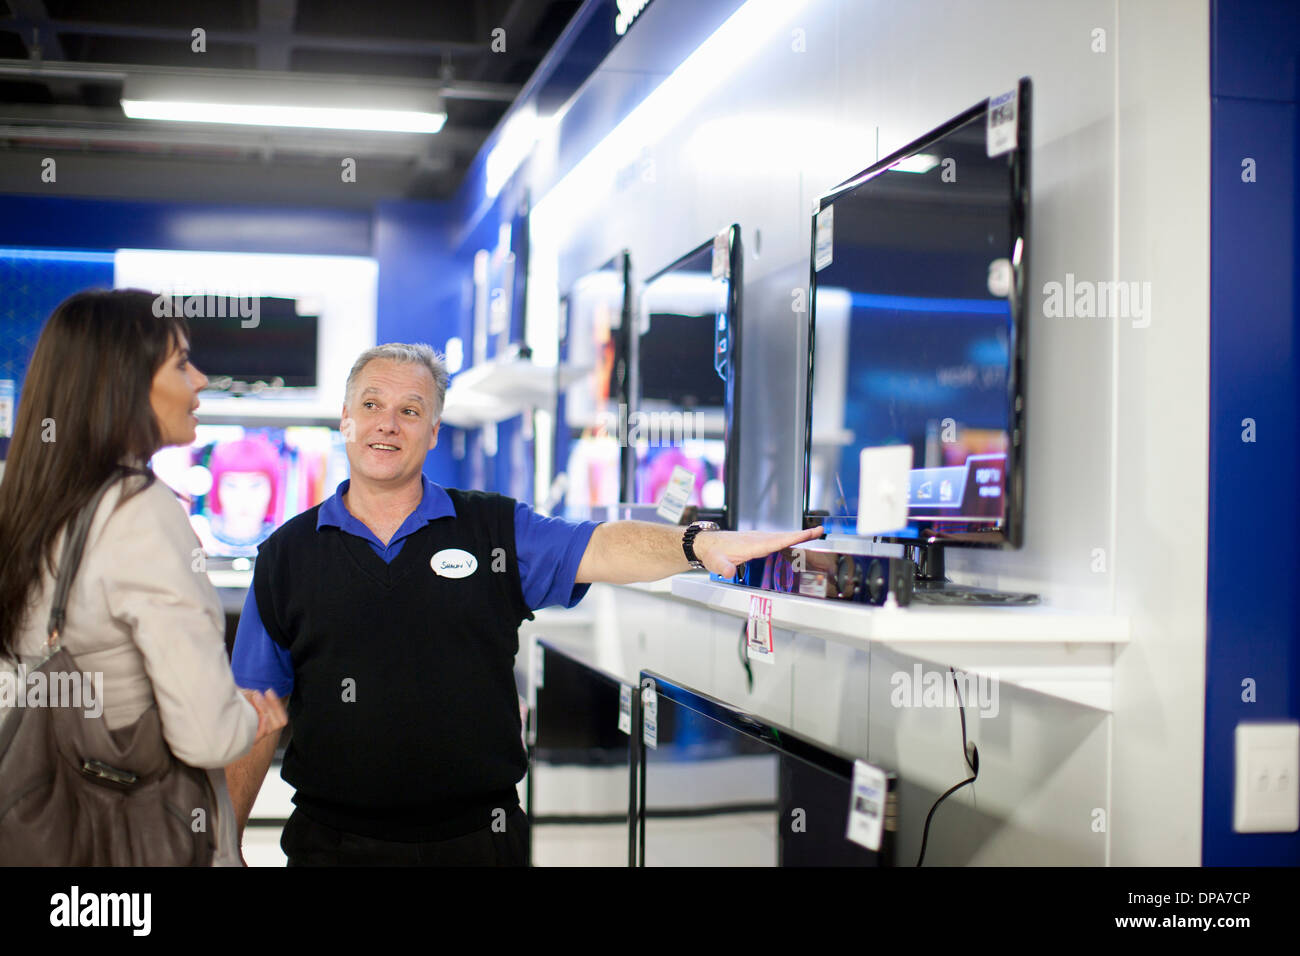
left=574, top=521, right=825, bottom=583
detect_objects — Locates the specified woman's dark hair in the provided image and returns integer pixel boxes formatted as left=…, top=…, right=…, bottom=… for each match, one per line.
left=0, top=289, right=188, bottom=657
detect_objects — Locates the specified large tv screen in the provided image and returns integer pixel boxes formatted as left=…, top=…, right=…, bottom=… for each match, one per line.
left=638, top=671, right=897, bottom=866
left=527, top=641, right=636, bottom=866
left=804, top=79, right=1030, bottom=548
left=627, top=226, right=742, bottom=529
left=185, top=296, right=318, bottom=388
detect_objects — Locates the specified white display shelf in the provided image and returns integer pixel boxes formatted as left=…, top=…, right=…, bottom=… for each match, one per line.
left=442, top=356, right=588, bottom=427
left=670, top=575, right=1128, bottom=712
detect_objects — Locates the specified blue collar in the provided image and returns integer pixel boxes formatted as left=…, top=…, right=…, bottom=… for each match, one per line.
left=316, top=474, right=456, bottom=533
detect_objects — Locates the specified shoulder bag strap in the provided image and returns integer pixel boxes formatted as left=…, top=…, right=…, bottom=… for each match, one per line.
left=45, top=469, right=132, bottom=650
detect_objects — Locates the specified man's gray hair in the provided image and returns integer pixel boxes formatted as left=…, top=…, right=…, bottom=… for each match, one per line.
left=345, top=343, right=450, bottom=418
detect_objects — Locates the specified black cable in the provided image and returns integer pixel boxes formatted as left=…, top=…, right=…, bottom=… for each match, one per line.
left=737, top=621, right=753, bottom=692
left=915, top=666, right=979, bottom=867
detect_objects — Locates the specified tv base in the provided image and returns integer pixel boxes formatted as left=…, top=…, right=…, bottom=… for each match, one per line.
left=910, top=579, right=1040, bottom=606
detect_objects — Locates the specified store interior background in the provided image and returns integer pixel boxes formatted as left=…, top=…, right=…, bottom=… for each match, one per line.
left=0, top=0, right=1296, bottom=866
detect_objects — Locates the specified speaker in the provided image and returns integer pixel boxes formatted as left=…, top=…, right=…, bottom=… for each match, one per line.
left=728, top=550, right=914, bottom=607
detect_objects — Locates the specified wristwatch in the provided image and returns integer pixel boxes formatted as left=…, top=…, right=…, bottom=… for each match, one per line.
left=681, top=520, right=720, bottom=570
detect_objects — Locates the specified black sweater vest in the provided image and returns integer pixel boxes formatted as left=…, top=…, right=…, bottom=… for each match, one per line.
left=252, top=487, right=535, bottom=841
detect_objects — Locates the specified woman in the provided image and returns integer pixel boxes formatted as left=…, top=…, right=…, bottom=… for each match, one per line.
left=0, top=288, right=286, bottom=866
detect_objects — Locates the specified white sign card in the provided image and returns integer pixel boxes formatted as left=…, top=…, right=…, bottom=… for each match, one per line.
left=618, top=683, right=632, bottom=735
left=641, top=683, right=658, bottom=749
left=857, top=445, right=913, bottom=535
left=986, top=86, right=1019, bottom=157
left=746, top=594, right=775, bottom=664
left=656, top=464, right=696, bottom=523
left=712, top=228, right=730, bottom=279
left=846, top=759, right=889, bottom=852
left=813, top=205, right=834, bottom=271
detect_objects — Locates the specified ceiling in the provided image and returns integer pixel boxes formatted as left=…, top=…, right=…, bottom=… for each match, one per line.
left=0, top=0, right=582, bottom=207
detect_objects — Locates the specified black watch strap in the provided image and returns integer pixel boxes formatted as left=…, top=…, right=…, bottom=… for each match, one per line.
left=682, top=521, right=720, bottom=569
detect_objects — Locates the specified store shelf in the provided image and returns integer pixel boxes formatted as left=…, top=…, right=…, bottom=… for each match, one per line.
left=442, top=355, right=588, bottom=427
left=670, top=575, right=1128, bottom=711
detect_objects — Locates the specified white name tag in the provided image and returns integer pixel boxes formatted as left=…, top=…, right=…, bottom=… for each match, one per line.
left=431, top=548, right=478, bottom=578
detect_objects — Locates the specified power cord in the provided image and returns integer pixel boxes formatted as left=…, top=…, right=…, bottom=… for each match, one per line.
left=915, top=666, right=980, bottom=866
left=737, top=621, right=754, bottom=692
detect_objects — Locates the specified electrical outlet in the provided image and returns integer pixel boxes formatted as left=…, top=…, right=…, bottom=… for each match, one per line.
left=1233, top=722, right=1299, bottom=833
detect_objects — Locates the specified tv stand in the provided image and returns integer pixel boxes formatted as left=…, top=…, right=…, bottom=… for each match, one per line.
left=907, top=541, right=1040, bottom=607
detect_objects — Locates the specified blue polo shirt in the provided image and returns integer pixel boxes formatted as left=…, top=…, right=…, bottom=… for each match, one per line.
left=231, top=475, right=599, bottom=697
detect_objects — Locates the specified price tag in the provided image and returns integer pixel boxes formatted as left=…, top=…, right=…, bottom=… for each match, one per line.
left=655, top=464, right=695, bottom=523
left=531, top=642, right=544, bottom=689
left=641, top=683, right=658, bottom=749
left=711, top=228, right=730, bottom=279
left=986, top=86, right=1018, bottom=157
left=746, top=594, right=775, bottom=664
left=813, top=205, right=834, bottom=271
left=846, top=759, right=888, bottom=852
left=618, top=683, right=632, bottom=735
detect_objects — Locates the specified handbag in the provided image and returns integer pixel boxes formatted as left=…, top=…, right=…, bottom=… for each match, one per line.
left=0, top=471, right=216, bottom=866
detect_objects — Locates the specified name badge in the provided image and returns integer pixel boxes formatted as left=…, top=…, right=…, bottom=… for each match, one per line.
left=431, top=548, right=478, bottom=578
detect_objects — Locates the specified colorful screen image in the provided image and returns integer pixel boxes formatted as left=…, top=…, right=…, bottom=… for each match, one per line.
left=151, top=424, right=350, bottom=557
left=634, top=440, right=726, bottom=512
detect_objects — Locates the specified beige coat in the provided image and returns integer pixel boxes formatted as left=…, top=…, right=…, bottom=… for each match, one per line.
left=2, top=470, right=257, bottom=866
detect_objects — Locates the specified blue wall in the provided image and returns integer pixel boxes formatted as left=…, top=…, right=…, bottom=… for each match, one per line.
left=1205, top=0, right=1300, bottom=865
left=371, top=199, right=469, bottom=488
left=0, top=194, right=371, bottom=256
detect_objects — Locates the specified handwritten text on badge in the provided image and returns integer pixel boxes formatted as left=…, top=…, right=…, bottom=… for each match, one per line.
left=431, top=548, right=478, bottom=578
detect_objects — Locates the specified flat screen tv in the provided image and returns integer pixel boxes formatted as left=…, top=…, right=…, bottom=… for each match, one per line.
left=527, top=641, right=637, bottom=866
left=804, top=79, right=1031, bottom=568
left=637, top=671, right=897, bottom=866
left=150, top=423, right=350, bottom=560
left=555, top=252, right=631, bottom=519
left=186, top=296, right=318, bottom=388
left=625, top=225, right=742, bottom=529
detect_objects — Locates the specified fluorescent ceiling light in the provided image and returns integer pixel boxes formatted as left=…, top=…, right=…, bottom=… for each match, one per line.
left=890, top=154, right=941, bottom=174
left=121, top=75, right=445, bottom=134
left=122, top=99, right=444, bottom=133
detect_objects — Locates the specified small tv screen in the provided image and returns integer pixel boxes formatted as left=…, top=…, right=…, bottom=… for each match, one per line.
left=629, top=227, right=742, bottom=528
left=639, top=672, right=896, bottom=866
left=805, top=79, right=1030, bottom=547
left=150, top=423, right=350, bottom=558
left=186, top=296, right=318, bottom=387
left=528, top=642, right=636, bottom=866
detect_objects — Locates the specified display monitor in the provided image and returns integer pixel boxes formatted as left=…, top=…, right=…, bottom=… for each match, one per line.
left=150, top=423, right=350, bottom=559
left=526, top=641, right=637, bottom=866
left=638, top=671, right=897, bottom=866
left=186, top=296, right=318, bottom=388
left=555, top=252, right=631, bottom=519
left=626, top=225, right=742, bottom=529
left=804, top=79, right=1031, bottom=552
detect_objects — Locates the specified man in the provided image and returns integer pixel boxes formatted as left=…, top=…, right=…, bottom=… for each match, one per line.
left=227, top=343, right=822, bottom=866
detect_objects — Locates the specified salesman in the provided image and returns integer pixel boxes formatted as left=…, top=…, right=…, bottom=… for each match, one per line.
left=227, top=343, right=822, bottom=866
